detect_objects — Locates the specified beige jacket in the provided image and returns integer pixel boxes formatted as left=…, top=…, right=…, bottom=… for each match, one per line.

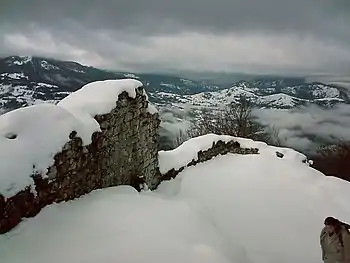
left=321, top=226, right=350, bottom=263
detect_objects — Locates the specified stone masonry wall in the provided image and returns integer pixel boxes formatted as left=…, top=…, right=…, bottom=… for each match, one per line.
left=161, top=140, right=259, bottom=182
left=0, top=87, right=161, bottom=234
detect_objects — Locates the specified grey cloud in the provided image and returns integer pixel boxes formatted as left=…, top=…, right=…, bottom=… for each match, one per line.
left=0, top=0, right=350, bottom=73
left=2, top=0, right=349, bottom=36
left=253, top=105, right=350, bottom=153
left=158, top=104, right=350, bottom=153
left=158, top=108, right=193, bottom=149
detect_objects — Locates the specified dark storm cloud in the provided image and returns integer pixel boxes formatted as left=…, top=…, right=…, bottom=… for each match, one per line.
left=2, top=0, right=349, bottom=36
left=3, top=0, right=349, bottom=33
left=0, top=0, right=349, bottom=73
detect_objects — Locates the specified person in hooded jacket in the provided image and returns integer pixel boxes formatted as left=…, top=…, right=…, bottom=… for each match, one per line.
left=321, top=217, right=350, bottom=263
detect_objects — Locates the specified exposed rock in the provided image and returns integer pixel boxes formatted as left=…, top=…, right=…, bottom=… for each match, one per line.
left=0, top=86, right=161, bottom=234
left=276, top=151, right=284, bottom=158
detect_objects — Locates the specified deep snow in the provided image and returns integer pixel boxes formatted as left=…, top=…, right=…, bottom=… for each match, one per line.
left=158, top=134, right=307, bottom=174
left=1, top=135, right=350, bottom=263
left=0, top=79, right=154, bottom=197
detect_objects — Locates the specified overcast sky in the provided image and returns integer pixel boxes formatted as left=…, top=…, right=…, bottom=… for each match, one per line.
left=1, top=0, right=350, bottom=74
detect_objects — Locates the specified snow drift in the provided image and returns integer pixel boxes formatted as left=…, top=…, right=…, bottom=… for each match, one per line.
left=0, top=79, right=156, bottom=197
left=158, top=134, right=307, bottom=174
left=1, top=135, right=350, bottom=263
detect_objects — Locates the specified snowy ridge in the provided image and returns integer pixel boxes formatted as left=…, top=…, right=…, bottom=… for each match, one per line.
left=158, top=134, right=307, bottom=174
left=256, top=93, right=306, bottom=107
left=1, top=135, right=350, bottom=263
left=184, top=87, right=308, bottom=109
left=176, top=81, right=348, bottom=109
left=8, top=56, right=33, bottom=66
left=310, top=83, right=341, bottom=98
left=183, top=86, right=256, bottom=108
left=0, top=79, right=153, bottom=197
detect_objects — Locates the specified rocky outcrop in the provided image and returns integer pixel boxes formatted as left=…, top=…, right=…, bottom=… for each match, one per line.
left=161, top=140, right=259, bottom=182
left=0, top=87, right=160, bottom=234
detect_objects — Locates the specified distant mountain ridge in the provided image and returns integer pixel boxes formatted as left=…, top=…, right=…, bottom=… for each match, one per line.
left=0, top=56, right=349, bottom=114
left=0, top=56, right=221, bottom=113
left=179, top=79, right=349, bottom=109
left=148, top=77, right=349, bottom=109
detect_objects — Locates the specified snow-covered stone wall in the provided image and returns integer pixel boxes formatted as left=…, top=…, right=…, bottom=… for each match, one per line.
left=158, top=134, right=308, bottom=184
left=0, top=79, right=160, bottom=234
left=159, top=138, right=259, bottom=182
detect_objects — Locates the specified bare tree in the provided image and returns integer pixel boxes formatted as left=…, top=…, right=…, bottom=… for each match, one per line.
left=264, top=125, right=284, bottom=146
left=173, top=97, right=286, bottom=149
left=174, top=129, right=190, bottom=147
left=185, top=97, right=269, bottom=141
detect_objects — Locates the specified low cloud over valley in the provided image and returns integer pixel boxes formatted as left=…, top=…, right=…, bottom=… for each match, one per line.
left=254, top=104, right=350, bottom=153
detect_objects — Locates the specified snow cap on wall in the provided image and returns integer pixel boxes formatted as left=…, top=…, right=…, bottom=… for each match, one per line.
left=0, top=79, right=156, bottom=197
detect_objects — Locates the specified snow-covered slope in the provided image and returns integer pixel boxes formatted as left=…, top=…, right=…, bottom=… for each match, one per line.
left=1, top=135, right=350, bottom=263
left=158, top=134, right=307, bottom=174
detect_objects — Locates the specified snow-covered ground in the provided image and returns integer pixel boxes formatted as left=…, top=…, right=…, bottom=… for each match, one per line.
left=1, top=135, right=350, bottom=263
left=158, top=134, right=307, bottom=174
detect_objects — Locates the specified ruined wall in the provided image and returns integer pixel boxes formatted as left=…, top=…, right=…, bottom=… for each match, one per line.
left=161, top=140, right=259, bottom=182
left=0, top=87, right=160, bottom=234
